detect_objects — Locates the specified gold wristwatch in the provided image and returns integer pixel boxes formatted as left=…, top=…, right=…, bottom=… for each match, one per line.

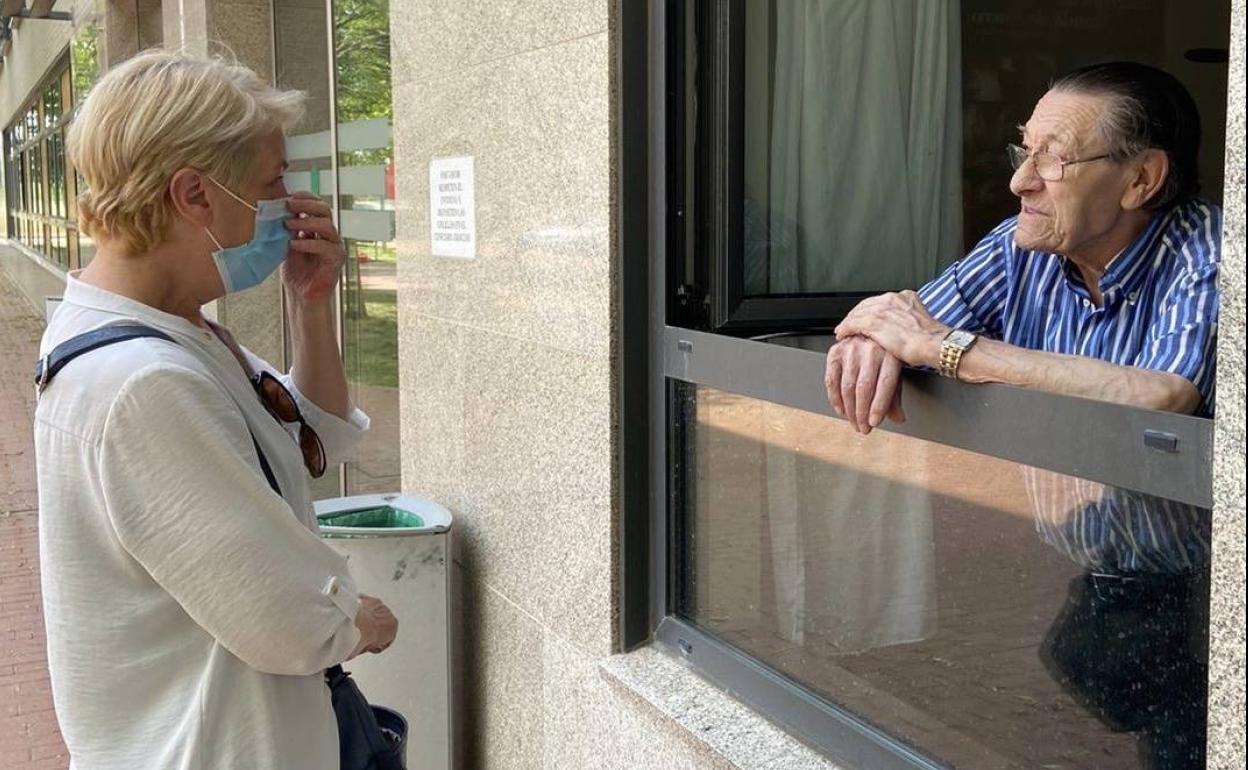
left=939, top=329, right=978, bottom=379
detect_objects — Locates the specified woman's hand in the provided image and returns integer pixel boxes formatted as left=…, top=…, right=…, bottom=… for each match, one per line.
left=282, top=191, right=345, bottom=305
left=348, top=594, right=399, bottom=659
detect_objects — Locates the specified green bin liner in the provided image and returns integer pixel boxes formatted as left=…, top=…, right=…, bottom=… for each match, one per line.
left=319, top=506, right=425, bottom=531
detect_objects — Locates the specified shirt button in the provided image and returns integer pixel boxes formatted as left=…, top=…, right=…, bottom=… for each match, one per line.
left=1083, top=299, right=1092, bottom=308
left=327, top=576, right=340, bottom=595
left=1128, top=291, right=1138, bottom=302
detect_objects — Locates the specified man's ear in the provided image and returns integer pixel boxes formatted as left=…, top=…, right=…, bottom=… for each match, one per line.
left=1121, top=148, right=1169, bottom=211
left=168, top=169, right=214, bottom=228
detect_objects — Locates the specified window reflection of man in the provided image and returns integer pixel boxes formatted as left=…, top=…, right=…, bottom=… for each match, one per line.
left=824, top=62, right=1220, bottom=769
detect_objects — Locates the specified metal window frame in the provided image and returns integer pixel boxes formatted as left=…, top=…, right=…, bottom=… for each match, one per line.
left=3, top=54, right=74, bottom=270
left=695, top=0, right=903, bottom=334
left=621, top=0, right=1219, bottom=767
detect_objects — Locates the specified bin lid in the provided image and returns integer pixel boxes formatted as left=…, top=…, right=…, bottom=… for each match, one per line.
left=315, top=493, right=452, bottom=538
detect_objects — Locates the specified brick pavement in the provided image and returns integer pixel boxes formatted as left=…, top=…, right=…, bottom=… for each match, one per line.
left=0, top=269, right=68, bottom=770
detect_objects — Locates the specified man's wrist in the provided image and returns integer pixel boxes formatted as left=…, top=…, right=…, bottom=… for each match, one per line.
left=919, top=325, right=950, bottom=368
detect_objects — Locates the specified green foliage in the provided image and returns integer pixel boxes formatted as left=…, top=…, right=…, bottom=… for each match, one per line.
left=334, top=1, right=397, bottom=389
left=70, top=24, right=102, bottom=106
left=334, top=0, right=392, bottom=123
left=344, top=287, right=399, bottom=389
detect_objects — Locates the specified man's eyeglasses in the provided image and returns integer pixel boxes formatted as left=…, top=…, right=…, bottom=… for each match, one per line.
left=1007, top=143, right=1112, bottom=182
left=251, top=371, right=327, bottom=479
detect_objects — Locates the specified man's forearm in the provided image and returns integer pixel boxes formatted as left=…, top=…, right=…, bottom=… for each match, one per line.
left=288, top=298, right=351, bottom=419
left=953, top=337, right=1201, bottom=414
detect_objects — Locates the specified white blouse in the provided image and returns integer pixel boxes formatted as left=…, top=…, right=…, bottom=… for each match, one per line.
left=34, top=275, right=370, bottom=770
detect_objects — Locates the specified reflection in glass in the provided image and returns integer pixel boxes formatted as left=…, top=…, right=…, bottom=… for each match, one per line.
left=274, top=0, right=402, bottom=497
left=678, top=384, right=1210, bottom=769
left=30, top=146, right=43, bottom=217
left=43, top=81, right=62, bottom=128
left=274, top=0, right=341, bottom=497
left=70, top=22, right=103, bottom=104
left=336, top=0, right=400, bottom=495
left=737, top=0, right=1230, bottom=300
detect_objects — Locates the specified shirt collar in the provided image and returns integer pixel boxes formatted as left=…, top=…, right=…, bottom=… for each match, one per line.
left=1057, top=210, right=1168, bottom=306
left=1098, top=210, right=1169, bottom=302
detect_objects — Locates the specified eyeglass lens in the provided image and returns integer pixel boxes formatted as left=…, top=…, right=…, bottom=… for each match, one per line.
left=1007, top=144, right=1059, bottom=180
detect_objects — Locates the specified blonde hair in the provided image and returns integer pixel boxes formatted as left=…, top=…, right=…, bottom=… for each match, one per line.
left=67, top=50, right=305, bottom=254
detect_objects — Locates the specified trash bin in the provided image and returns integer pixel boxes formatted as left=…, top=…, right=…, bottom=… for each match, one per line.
left=317, top=494, right=453, bottom=770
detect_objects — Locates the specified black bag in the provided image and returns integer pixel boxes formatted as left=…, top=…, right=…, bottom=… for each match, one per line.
left=326, top=665, right=408, bottom=770
left=36, top=324, right=409, bottom=770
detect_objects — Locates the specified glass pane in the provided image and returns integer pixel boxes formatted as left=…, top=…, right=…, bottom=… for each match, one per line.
left=335, top=0, right=400, bottom=496
left=741, top=1, right=963, bottom=295
left=274, top=0, right=341, bottom=497
left=677, top=383, right=1210, bottom=770
left=48, top=130, right=66, bottom=219
left=70, top=21, right=104, bottom=106
left=737, top=0, right=1230, bottom=298
left=43, top=80, right=63, bottom=128
left=30, top=146, right=44, bottom=219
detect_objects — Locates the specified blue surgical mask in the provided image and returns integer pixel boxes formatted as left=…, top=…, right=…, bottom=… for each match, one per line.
left=204, top=178, right=292, bottom=294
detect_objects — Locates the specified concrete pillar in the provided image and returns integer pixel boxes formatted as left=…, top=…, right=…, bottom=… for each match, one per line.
left=102, top=0, right=163, bottom=69
left=1209, top=0, right=1246, bottom=765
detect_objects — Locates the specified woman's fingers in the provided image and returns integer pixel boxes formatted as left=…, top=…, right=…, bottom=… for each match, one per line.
left=286, top=193, right=333, bottom=218
left=285, top=215, right=340, bottom=243
left=288, top=235, right=345, bottom=260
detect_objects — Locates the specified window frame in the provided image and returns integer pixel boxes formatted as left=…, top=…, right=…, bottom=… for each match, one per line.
left=4, top=57, right=80, bottom=268
left=623, top=1, right=1221, bottom=767
left=689, top=0, right=894, bottom=335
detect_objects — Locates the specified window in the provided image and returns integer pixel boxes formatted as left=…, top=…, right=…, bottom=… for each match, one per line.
left=637, top=1, right=1232, bottom=768
left=334, top=0, right=400, bottom=496
left=4, top=58, right=81, bottom=268
left=273, top=0, right=400, bottom=499
left=677, top=0, right=1229, bottom=335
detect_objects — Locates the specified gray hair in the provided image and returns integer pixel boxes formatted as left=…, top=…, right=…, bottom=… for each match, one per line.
left=1051, top=61, right=1202, bottom=210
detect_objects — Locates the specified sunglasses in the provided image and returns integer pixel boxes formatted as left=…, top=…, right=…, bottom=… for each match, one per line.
left=250, top=371, right=328, bottom=479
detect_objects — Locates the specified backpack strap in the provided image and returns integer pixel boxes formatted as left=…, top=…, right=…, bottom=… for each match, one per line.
left=34, top=323, right=284, bottom=498
left=34, top=324, right=176, bottom=395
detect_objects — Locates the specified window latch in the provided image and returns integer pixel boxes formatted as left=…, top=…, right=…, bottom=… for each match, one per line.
left=1143, top=429, right=1180, bottom=453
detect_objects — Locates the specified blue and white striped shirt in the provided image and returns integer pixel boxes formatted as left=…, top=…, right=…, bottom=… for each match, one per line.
left=918, top=199, right=1222, bottom=574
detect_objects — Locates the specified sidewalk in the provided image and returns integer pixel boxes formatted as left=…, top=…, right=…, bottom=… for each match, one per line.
left=0, top=268, right=68, bottom=770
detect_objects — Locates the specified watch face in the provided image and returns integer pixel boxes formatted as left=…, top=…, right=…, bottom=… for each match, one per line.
left=948, top=330, right=975, bottom=347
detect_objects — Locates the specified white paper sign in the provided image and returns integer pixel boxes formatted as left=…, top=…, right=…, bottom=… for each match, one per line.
left=429, top=156, right=476, bottom=259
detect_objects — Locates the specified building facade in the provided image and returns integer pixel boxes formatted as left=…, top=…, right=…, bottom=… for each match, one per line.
left=1, top=1, right=1243, bottom=768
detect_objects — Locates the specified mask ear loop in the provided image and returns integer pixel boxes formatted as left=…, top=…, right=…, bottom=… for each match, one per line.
left=203, top=173, right=258, bottom=253
left=204, top=226, right=225, bottom=251
left=205, top=174, right=259, bottom=213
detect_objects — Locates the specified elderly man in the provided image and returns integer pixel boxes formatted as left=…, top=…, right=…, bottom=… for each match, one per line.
left=825, top=61, right=1220, bottom=769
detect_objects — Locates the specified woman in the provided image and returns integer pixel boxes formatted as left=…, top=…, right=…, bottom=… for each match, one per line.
left=34, top=51, right=397, bottom=769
